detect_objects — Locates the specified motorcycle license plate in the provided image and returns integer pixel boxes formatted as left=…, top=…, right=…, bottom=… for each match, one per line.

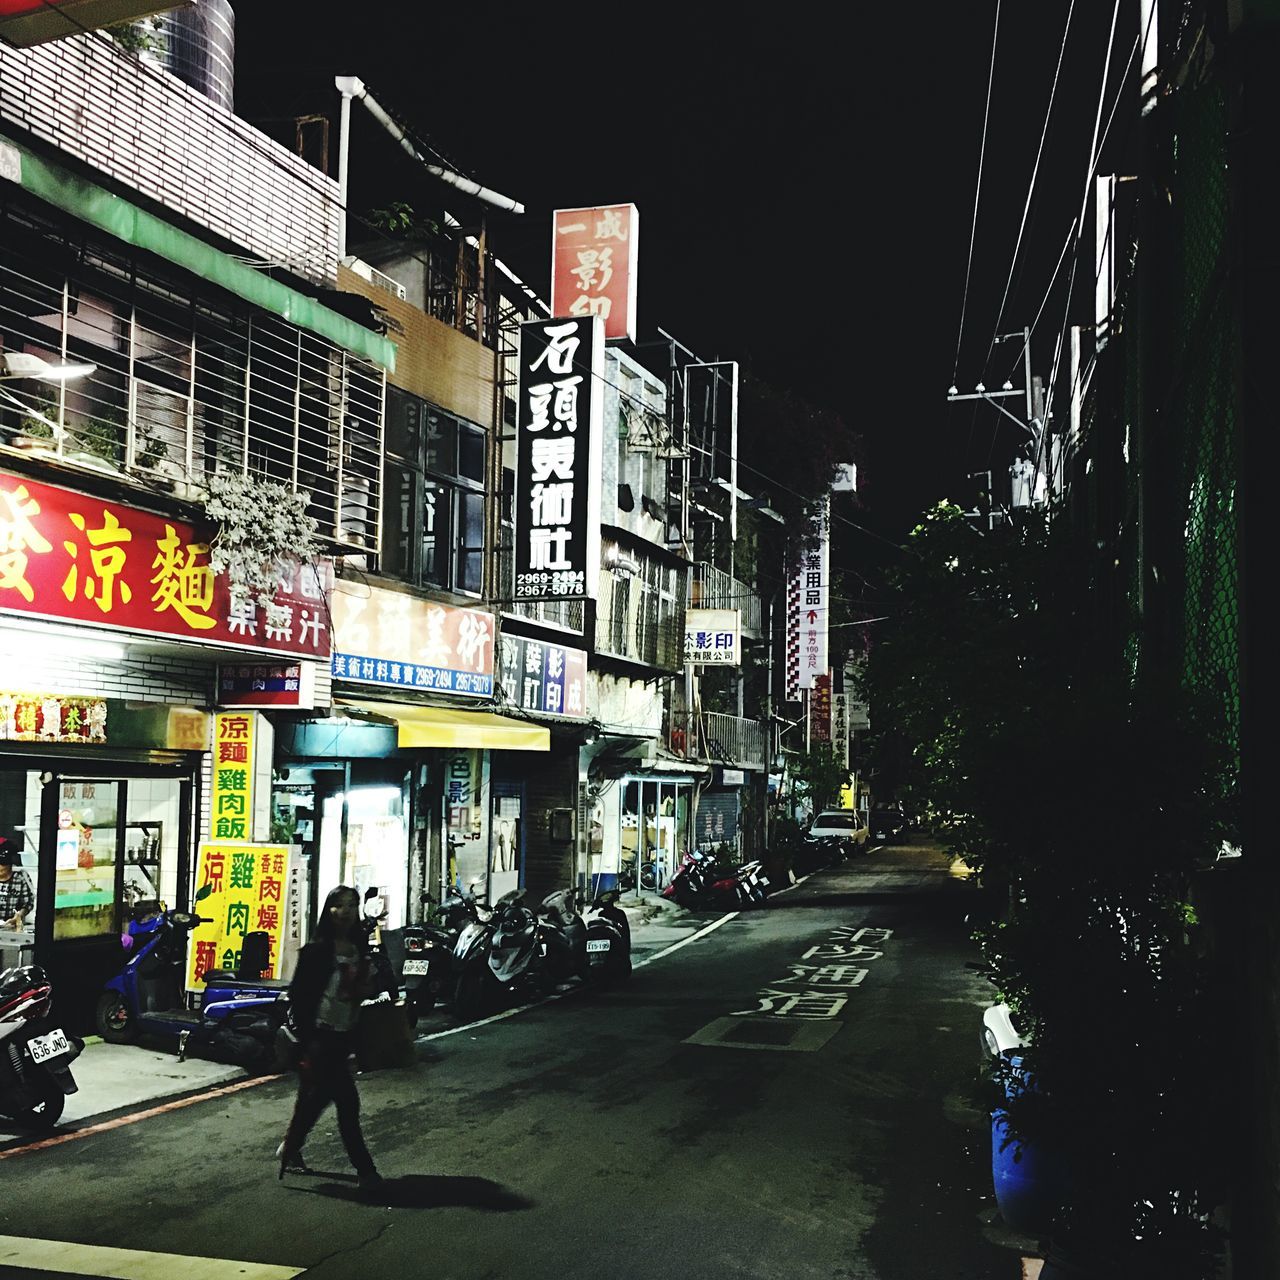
left=401, top=959, right=430, bottom=976
left=586, top=939, right=611, bottom=953
left=29, top=1029, right=70, bottom=1065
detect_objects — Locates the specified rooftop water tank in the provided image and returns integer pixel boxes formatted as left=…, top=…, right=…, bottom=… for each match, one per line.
left=137, top=0, right=235, bottom=112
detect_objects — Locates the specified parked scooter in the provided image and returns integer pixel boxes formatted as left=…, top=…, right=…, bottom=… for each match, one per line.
left=662, top=847, right=768, bottom=910
left=452, top=885, right=632, bottom=1023
left=96, top=900, right=288, bottom=1069
left=582, top=887, right=632, bottom=985
left=0, top=965, right=83, bottom=1130
left=400, top=885, right=490, bottom=1025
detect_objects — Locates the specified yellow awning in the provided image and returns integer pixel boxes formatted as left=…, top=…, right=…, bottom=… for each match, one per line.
left=338, top=700, right=550, bottom=752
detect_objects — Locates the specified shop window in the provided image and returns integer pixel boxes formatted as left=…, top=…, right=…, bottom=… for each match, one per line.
left=380, top=387, right=486, bottom=596
left=317, top=782, right=407, bottom=931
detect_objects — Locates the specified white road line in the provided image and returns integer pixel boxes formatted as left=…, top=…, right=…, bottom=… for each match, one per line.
left=416, top=910, right=744, bottom=1041
left=632, top=910, right=739, bottom=967
left=0, top=1235, right=303, bottom=1280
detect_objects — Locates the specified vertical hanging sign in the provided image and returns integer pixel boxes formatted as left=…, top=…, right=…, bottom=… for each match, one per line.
left=811, top=672, right=833, bottom=742
left=513, top=315, right=604, bottom=602
left=831, top=691, right=849, bottom=766
left=210, top=712, right=255, bottom=840
left=787, top=497, right=829, bottom=696
left=551, top=204, right=639, bottom=343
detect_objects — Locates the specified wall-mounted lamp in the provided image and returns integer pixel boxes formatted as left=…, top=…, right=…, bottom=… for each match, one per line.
left=603, top=545, right=641, bottom=576
left=1, top=352, right=98, bottom=382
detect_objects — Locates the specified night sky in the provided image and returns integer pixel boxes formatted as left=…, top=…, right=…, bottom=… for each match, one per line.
left=233, top=3, right=1142, bottom=557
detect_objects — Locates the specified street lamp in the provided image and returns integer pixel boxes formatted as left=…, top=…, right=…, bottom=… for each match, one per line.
left=0, top=352, right=97, bottom=382
left=1, top=352, right=98, bottom=445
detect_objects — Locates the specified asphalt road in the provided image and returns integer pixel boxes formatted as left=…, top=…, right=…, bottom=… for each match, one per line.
left=0, top=842, right=1028, bottom=1280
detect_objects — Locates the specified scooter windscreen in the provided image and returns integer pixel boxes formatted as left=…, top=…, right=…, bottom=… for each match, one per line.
left=488, top=906, right=537, bottom=983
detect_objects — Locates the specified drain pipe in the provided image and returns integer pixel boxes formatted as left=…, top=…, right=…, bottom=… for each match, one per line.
left=334, top=75, right=524, bottom=239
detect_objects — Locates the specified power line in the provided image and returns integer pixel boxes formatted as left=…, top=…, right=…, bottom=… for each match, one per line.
left=953, top=0, right=1003, bottom=383
left=985, top=0, right=1077, bottom=365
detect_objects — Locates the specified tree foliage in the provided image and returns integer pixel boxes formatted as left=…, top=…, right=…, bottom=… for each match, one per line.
left=866, top=501, right=1237, bottom=1274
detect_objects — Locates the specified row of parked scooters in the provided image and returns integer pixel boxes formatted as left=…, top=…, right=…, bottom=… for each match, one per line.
left=402, top=883, right=633, bottom=1024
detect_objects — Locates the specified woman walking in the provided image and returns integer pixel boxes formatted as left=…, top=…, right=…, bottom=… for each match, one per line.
left=278, top=885, right=384, bottom=1192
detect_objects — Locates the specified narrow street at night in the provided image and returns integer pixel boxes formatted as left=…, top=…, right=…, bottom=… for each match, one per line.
left=0, top=845, right=1019, bottom=1280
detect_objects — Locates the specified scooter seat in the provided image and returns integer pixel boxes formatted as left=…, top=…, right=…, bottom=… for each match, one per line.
left=140, top=1009, right=205, bottom=1027
left=203, top=972, right=290, bottom=991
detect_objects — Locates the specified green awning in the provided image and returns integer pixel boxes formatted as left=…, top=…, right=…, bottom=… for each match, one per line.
left=1, top=135, right=396, bottom=373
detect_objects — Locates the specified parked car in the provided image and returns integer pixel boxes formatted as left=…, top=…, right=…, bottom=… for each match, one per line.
left=869, top=808, right=907, bottom=843
left=806, top=809, right=869, bottom=852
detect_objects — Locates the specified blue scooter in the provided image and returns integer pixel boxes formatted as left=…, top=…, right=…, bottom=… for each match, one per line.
left=96, top=900, right=288, bottom=1069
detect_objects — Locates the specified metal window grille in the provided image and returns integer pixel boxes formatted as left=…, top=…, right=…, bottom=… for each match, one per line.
left=0, top=200, right=384, bottom=551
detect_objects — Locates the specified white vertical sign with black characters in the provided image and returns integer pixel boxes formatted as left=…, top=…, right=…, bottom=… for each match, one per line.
left=513, top=315, right=604, bottom=602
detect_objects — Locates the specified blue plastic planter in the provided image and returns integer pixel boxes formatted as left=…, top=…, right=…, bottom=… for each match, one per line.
left=991, top=1054, right=1066, bottom=1236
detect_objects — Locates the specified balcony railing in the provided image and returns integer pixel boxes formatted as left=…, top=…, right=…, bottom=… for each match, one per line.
left=688, top=562, right=762, bottom=638
left=0, top=33, right=339, bottom=283
left=669, top=710, right=769, bottom=772
left=0, top=230, right=384, bottom=551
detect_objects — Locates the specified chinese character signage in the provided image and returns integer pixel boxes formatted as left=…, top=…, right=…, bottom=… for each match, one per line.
left=210, top=712, right=256, bottom=841
left=684, top=609, right=741, bottom=666
left=331, top=583, right=494, bottom=697
left=0, top=690, right=106, bottom=742
left=0, top=471, right=333, bottom=659
left=551, top=204, right=639, bottom=343
left=498, top=633, right=588, bottom=719
left=186, top=841, right=289, bottom=991
left=513, top=316, right=604, bottom=602
left=811, top=672, right=832, bottom=743
left=831, top=692, right=849, bottom=766
left=0, top=690, right=209, bottom=750
left=218, top=662, right=316, bottom=710
left=786, top=498, right=829, bottom=698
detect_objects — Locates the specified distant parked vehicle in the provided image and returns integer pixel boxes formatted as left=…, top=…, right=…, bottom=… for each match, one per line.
left=869, top=808, right=907, bottom=843
left=806, top=809, right=869, bottom=853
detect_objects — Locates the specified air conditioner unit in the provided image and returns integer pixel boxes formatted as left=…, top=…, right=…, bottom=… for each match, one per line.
left=344, top=256, right=407, bottom=301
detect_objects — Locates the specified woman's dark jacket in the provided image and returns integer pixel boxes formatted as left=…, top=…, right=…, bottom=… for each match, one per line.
left=287, top=932, right=394, bottom=1040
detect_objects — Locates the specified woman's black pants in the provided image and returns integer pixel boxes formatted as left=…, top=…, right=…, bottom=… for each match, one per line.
left=283, top=1028, right=377, bottom=1177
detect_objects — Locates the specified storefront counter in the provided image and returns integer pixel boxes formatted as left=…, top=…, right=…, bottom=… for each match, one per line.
left=0, top=928, right=35, bottom=971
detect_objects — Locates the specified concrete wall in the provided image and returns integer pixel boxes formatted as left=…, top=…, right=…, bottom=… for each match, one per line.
left=338, top=263, right=495, bottom=428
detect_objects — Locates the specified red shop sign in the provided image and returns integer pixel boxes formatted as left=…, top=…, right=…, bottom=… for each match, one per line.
left=0, top=470, right=332, bottom=659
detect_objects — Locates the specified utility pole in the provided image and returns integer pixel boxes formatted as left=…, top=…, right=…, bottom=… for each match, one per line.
left=947, top=327, right=1044, bottom=509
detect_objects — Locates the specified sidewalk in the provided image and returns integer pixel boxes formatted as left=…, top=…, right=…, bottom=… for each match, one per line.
left=1, top=889, right=713, bottom=1141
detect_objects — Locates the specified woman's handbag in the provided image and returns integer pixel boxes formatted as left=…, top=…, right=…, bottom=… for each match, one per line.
left=356, top=995, right=415, bottom=1071
left=273, top=1022, right=303, bottom=1073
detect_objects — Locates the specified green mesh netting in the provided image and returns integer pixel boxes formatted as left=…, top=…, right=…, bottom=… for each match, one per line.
left=1171, top=84, right=1240, bottom=771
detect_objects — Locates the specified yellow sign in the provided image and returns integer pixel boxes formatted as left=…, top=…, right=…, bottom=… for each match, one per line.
left=210, top=711, right=255, bottom=840
left=186, top=841, right=289, bottom=990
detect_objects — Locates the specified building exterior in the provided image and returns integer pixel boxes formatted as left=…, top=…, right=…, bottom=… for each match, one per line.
left=0, top=18, right=794, bottom=1035
left=0, top=27, right=391, bottom=1024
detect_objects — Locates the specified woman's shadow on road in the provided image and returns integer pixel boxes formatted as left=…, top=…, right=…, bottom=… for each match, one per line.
left=287, top=1171, right=534, bottom=1211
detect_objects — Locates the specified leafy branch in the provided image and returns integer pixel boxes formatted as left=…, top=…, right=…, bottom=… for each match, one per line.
left=204, top=473, right=321, bottom=621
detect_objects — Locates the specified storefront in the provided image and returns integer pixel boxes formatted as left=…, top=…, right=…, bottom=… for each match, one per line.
left=0, top=708, right=206, bottom=1029
left=492, top=631, right=591, bottom=902
left=300, top=580, right=550, bottom=927
left=0, top=468, right=333, bottom=1027
left=585, top=742, right=705, bottom=894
